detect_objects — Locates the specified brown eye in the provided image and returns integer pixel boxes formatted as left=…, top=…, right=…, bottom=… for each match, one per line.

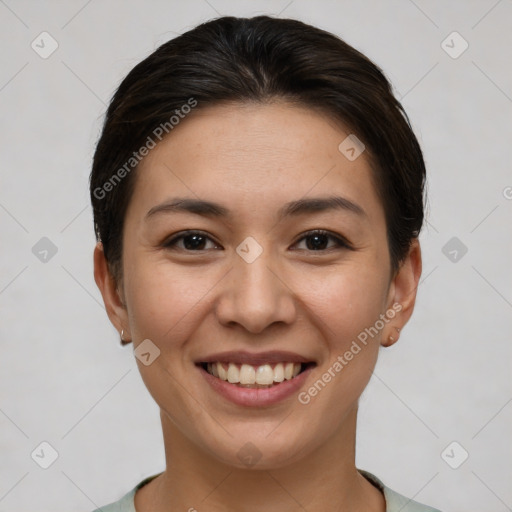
left=163, top=231, right=221, bottom=251
left=163, top=229, right=352, bottom=253
left=293, top=230, right=352, bottom=251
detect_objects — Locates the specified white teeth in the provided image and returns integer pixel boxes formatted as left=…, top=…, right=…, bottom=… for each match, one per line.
left=240, top=364, right=256, bottom=384
left=284, top=362, right=294, bottom=380
left=217, top=363, right=228, bottom=380
left=255, top=364, right=274, bottom=385
left=273, top=363, right=285, bottom=382
left=227, top=363, right=240, bottom=383
left=205, top=361, right=304, bottom=386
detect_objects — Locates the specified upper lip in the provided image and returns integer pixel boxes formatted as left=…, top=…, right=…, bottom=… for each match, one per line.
left=196, top=350, right=315, bottom=366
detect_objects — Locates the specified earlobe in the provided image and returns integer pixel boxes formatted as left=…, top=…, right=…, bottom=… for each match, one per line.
left=93, top=242, right=130, bottom=340
left=381, top=238, right=422, bottom=347
left=383, top=326, right=401, bottom=347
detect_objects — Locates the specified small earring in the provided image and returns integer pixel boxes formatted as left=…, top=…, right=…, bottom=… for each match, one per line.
left=388, top=335, right=395, bottom=343
left=120, top=329, right=130, bottom=345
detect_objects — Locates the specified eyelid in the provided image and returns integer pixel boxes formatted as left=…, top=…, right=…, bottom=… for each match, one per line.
left=162, top=229, right=353, bottom=251
left=163, top=230, right=220, bottom=250
left=292, top=229, right=353, bottom=251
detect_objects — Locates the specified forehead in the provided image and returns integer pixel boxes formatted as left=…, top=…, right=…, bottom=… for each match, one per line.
left=128, top=101, right=385, bottom=226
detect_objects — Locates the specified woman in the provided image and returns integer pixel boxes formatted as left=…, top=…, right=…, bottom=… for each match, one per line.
left=90, top=15, right=441, bottom=512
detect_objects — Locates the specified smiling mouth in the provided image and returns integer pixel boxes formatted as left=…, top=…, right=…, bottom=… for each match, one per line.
left=198, top=361, right=316, bottom=388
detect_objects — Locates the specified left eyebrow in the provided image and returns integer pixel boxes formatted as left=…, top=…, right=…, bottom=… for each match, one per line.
left=145, top=195, right=367, bottom=221
left=278, top=195, right=367, bottom=219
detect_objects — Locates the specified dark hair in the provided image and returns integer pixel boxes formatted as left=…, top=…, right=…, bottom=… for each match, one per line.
left=90, top=15, right=426, bottom=284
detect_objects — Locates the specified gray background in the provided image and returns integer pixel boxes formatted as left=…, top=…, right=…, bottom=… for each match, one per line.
left=1, top=0, right=511, bottom=511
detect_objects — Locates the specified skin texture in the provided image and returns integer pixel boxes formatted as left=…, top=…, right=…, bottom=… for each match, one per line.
left=94, top=101, right=422, bottom=512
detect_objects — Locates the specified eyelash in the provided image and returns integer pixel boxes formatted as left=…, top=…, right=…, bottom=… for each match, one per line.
left=163, top=229, right=352, bottom=253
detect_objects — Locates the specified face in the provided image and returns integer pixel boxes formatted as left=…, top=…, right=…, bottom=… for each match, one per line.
left=95, top=101, right=421, bottom=470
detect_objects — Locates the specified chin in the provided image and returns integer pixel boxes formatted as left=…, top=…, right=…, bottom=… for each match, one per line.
left=202, top=430, right=314, bottom=471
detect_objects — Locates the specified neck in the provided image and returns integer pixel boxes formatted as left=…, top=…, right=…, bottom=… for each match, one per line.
left=135, top=406, right=385, bottom=512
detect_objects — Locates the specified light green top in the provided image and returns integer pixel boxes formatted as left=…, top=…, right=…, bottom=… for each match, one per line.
left=91, top=470, right=442, bottom=511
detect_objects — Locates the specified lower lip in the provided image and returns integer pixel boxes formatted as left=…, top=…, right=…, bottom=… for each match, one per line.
left=197, top=364, right=315, bottom=407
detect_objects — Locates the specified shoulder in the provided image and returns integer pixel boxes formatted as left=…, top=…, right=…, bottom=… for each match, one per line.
left=359, top=469, right=443, bottom=512
left=90, top=489, right=136, bottom=512
left=90, top=491, right=135, bottom=512
left=90, top=474, right=161, bottom=512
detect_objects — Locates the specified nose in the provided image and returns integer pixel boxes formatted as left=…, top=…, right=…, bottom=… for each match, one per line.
left=214, top=243, right=297, bottom=334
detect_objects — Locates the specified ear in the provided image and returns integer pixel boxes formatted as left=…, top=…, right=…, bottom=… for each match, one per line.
left=93, top=242, right=130, bottom=341
left=381, top=238, right=422, bottom=347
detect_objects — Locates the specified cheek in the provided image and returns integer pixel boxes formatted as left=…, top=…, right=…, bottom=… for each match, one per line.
left=123, top=254, right=207, bottom=346
left=294, top=268, right=388, bottom=417
left=122, top=259, right=210, bottom=416
left=301, top=262, right=389, bottom=343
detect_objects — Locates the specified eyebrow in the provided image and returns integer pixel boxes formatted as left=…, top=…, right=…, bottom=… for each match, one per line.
left=145, top=195, right=367, bottom=221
